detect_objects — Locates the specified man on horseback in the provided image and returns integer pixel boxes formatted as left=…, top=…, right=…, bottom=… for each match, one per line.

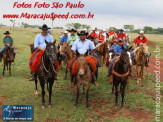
left=107, top=40, right=127, bottom=76
left=131, top=30, right=150, bottom=67
left=67, top=29, right=78, bottom=47
left=108, top=28, right=115, bottom=36
left=117, top=29, right=126, bottom=43
left=0, top=31, right=16, bottom=62
left=29, top=24, right=57, bottom=81
left=70, top=31, right=99, bottom=86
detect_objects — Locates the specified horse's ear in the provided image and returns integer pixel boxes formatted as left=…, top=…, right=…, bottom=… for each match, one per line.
left=45, top=40, right=48, bottom=44
left=53, top=40, right=56, bottom=45
left=129, top=46, right=132, bottom=51
left=122, top=45, right=124, bottom=50
left=76, top=50, right=80, bottom=57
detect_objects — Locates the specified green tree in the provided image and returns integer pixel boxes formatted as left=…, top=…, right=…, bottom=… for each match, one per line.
left=124, top=25, right=134, bottom=32
left=143, top=26, right=153, bottom=34
left=72, top=23, right=82, bottom=30
left=65, top=23, right=73, bottom=29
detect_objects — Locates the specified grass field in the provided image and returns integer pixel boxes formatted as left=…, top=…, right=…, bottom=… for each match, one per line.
left=0, top=26, right=163, bottom=122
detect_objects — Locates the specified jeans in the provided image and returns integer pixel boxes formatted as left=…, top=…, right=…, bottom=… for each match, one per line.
left=93, top=53, right=100, bottom=66
left=0, top=46, right=16, bottom=58
left=131, top=50, right=150, bottom=64
left=108, top=56, right=117, bottom=73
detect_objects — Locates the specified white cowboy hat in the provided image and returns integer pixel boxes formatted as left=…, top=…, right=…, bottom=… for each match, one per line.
left=139, top=30, right=145, bottom=34
left=64, top=31, right=68, bottom=34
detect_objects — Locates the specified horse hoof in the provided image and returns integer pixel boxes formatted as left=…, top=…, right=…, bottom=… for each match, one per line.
left=48, top=105, right=52, bottom=108
left=74, top=105, right=77, bottom=109
left=46, top=92, right=49, bottom=96
left=86, top=105, right=90, bottom=108
left=115, top=106, right=118, bottom=109
left=42, top=105, right=45, bottom=109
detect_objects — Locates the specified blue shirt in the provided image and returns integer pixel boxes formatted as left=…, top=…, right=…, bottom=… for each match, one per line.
left=114, top=45, right=127, bottom=54
left=34, top=33, right=53, bottom=49
left=60, top=36, right=68, bottom=43
left=71, top=39, right=95, bottom=54
left=110, top=44, right=116, bottom=50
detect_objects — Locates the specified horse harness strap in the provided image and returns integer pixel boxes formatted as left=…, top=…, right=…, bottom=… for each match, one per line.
left=110, top=56, right=130, bottom=83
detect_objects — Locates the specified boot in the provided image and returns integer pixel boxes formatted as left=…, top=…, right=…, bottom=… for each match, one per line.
left=94, top=81, right=99, bottom=86
left=28, top=77, right=34, bottom=81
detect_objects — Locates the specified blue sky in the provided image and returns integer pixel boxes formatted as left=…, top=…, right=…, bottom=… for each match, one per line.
left=0, top=0, right=162, bottom=29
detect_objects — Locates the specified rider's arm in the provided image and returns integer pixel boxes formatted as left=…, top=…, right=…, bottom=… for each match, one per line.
left=34, top=35, right=44, bottom=51
left=3, top=42, right=9, bottom=46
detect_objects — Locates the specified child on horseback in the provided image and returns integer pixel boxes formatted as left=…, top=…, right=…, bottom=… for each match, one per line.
left=0, top=31, right=16, bottom=62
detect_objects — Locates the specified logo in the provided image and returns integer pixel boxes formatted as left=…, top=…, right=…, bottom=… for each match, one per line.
left=2, top=105, right=33, bottom=121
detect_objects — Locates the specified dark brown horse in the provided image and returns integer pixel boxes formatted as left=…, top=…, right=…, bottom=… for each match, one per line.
left=34, top=40, right=57, bottom=109
left=96, top=41, right=109, bottom=66
left=112, top=47, right=132, bottom=108
left=2, top=46, right=15, bottom=76
left=74, top=51, right=92, bottom=108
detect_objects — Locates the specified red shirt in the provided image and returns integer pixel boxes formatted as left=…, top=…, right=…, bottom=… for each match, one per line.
left=117, top=33, right=126, bottom=39
left=108, top=31, right=115, bottom=36
left=133, top=36, right=148, bottom=46
left=97, top=35, right=105, bottom=43
left=90, top=32, right=97, bottom=39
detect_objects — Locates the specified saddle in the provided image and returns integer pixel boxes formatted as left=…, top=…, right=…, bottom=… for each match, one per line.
left=110, top=56, right=130, bottom=83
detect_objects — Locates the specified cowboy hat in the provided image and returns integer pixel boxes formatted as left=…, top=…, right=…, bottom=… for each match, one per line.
left=139, top=30, right=145, bottom=34
left=120, top=29, right=124, bottom=32
left=3, top=31, right=11, bottom=34
left=39, top=24, right=51, bottom=30
left=63, top=31, right=68, bottom=34
left=70, top=28, right=77, bottom=32
left=77, top=31, right=88, bottom=36
left=110, top=28, right=114, bottom=31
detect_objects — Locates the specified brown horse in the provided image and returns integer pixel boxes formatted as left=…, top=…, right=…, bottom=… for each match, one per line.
left=74, top=51, right=92, bottom=108
left=61, top=42, right=74, bottom=80
left=96, top=41, right=109, bottom=66
left=134, top=44, right=148, bottom=84
left=2, top=46, right=15, bottom=76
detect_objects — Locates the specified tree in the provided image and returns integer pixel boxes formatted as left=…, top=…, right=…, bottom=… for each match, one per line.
left=85, top=25, right=91, bottom=30
left=21, top=22, right=30, bottom=28
left=65, top=23, right=73, bottom=29
left=143, top=26, right=153, bottom=34
left=72, top=23, right=82, bottom=30
left=124, top=25, right=134, bottom=32
left=10, top=20, right=16, bottom=29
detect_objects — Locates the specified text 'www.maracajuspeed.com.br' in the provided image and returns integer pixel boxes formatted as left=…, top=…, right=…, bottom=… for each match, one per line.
left=3, top=12, right=94, bottom=20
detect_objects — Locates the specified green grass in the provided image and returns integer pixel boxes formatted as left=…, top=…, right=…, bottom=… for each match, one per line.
left=0, top=27, right=163, bottom=122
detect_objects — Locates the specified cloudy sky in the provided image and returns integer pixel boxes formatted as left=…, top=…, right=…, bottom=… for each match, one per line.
left=0, top=0, right=163, bottom=29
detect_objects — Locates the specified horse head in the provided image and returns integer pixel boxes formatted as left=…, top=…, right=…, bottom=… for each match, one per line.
left=60, top=41, right=70, bottom=55
left=120, top=46, right=132, bottom=67
left=76, top=50, right=88, bottom=77
left=44, top=40, right=57, bottom=64
left=4, top=46, right=14, bottom=62
left=108, top=50, right=115, bottom=61
left=141, top=44, right=148, bottom=56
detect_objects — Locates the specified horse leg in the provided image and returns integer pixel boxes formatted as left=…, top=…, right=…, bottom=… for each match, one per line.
left=115, top=83, right=119, bottom=108
left=2, top=63, right=5, bottom=76
left=34, top=74, right=38, bottom=95
left=121, top=82, right=127, bottom=108
left=74, top=85, right=79, bottom=108
left=136, top=66, right=140, bottom=84
left=141, top=66, right=145, bottom=80
left=82, top=86, right=85, bottom=95
left=46, top=83, right=49, bottom=96
left=48, top=82, right=53, bottom=108
left=65, top=64, right=68, bottom=80
left=41, top=82, right=45, bottom=109
left=9, top=62, right=11, bottom=76
left=86, top=85, right=90, bottom=108
left=112, top=83, right=115, bottom=93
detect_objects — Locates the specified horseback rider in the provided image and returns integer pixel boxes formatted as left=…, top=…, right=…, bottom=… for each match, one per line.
left=117, top=29, right=126, bottom=43
left=110, top=39, right=118, bottom=50
left=71, top=31, right=99, bottom=86
left=108, top=28, right=115, bottom=36
left=0, top=31, right=16, bottom=62
left=29, top=24, right=57, bottom=81
left=67, top=29, right=79, bottom=47
left=131, top=30, right=150, bottom=67
left=107, top=39, right=127, bottom=76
